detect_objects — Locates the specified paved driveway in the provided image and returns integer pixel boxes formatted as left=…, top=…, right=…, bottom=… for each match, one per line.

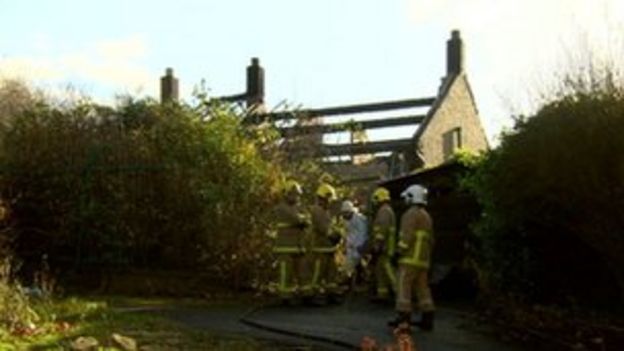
left=164, top=297, right=529, bottom=350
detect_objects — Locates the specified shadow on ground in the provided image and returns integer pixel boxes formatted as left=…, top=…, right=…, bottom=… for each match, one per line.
left=163, top=296, right=531, bottom=351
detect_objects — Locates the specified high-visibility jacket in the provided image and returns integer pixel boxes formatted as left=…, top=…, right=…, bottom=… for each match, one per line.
left=310, top=204, right=339, bottom=253
left=397, top=206, right=433, bottom=268
left=372, top=203, right=396, bottom=257
left=272, top=201, right=309, bottom=254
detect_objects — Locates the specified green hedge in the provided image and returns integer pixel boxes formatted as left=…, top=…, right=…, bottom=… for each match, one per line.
left=464, top=90, right=624, bottom=308
left=0, top=83, right=284, bottom=289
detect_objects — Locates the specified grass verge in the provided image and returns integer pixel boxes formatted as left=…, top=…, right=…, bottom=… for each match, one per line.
left=0, top=296, right=272, bottom=350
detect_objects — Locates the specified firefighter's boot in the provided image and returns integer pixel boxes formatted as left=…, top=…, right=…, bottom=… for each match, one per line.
left=414, top=311, right=434, bottom=331
left=387, top=312, right=411, bottom=328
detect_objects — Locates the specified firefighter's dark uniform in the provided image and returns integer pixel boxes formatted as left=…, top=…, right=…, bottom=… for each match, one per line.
left=372, top=202, right=397, bottom=299
left=395, top=205, right=435, bottom=329
left=272, top=201, right=308, bottom=299
left=309, top=204, right=340, bottom=296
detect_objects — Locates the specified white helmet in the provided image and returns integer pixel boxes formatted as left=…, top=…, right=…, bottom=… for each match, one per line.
left=401, top=184, right=428, bottom=205
left=341, top=200, right=356, bottom=213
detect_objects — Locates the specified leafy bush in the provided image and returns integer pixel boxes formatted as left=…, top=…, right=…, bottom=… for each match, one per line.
left=0, top=82, right=285, bottom=290
left=463, top=86, right=624, bottom=308
left=0, top=267, right=40, bottom=338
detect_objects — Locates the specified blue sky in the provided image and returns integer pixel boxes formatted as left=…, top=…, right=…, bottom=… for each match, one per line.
left=1, top=0, right=623, bottom=144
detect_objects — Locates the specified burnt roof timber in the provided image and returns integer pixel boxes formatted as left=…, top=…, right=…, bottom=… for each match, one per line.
left=319, top=138, right=413, bottom=157
left=322, top=155, right=391, bottom=165
left=279, top=114, right=426, bottom=136
left=212, top=93, right=247, bottom=102
left=257, top=97, right=436, bottom=122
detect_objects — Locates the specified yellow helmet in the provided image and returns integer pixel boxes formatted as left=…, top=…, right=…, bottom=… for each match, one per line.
left=316, top=183, right=337, bottom=200
left=372, top=187, right=390, bottom=203
left=319, top=173, right=334, bottom=184
left=284, top=180, right=303, bottom=195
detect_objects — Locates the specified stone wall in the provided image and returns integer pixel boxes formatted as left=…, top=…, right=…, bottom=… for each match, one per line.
left=416, top=73, right=489, bottom=168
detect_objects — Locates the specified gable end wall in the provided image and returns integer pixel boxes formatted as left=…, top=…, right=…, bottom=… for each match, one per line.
left=417, top=73, right=489, bottom=167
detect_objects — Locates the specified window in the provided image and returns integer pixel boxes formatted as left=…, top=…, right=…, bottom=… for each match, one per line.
left=443, top=127, right=462, bottom=160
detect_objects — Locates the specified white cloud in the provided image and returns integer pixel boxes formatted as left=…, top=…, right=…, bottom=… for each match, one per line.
left=405, top=0, right=624, bottom=140
left=0, top=35, right=155, bottom=98
left=95, top=35, right=148, bottom=63
left=0, top=57, right=63, bottom=80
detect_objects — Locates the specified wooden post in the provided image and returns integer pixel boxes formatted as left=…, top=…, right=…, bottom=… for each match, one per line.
left=446, top=30, right=464, bottom=76
left=160, top=67, right=179, bottom=103
left=246, top=58, right=264, bottom=108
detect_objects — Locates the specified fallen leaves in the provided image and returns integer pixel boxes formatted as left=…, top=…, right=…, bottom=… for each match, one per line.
left=68, top=333, right=138, bottom=351
left=112, top=333, right=138, bottom=351
left=359, top=330, right=419, bottom=351
left=69, top=336, right=99, bottom=351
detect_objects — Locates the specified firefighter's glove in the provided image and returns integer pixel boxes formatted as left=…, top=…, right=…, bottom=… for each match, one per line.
left=372, top=241, right=384, bottom=256
left=328, top=233, right=341, bottom=245
left=391, top=253, right=400, bottom=267
left=266, top=230, right=277, bottom=240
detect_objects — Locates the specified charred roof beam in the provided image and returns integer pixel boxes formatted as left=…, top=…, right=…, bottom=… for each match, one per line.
left=319, top=138, right=413, bottom=157
left=255, top=97, right=436, bottom=122
left=279, top=114, right=425, bottom=136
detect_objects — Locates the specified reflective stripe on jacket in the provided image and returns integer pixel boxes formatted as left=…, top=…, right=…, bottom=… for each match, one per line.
left=397, top=206, right=433, bottom=268
left=398, top=230, right=432, bottom=268
left=272, top=201, right=308, bottom=254
left=272, top=246, right=305, bottom=254
left=372, top=203, right=396, bottom=257
left=310, top=204, right=338, bottom=253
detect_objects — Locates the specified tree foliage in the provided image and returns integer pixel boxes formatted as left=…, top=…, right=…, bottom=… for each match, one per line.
left=464, top=86, right=624, bottom=307
left=0, top=82, right=286, bottom=289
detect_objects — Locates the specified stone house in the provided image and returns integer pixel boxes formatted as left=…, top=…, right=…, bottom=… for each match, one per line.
left=159, top=30, right=489, bottom=187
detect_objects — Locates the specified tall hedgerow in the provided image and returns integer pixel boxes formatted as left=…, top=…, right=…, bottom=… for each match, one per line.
left=463, top=68, right=624, bottom=309
left=0, top=81, right=284, bottom=289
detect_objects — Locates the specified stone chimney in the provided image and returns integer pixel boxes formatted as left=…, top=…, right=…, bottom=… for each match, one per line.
left=246, top=58, right=265, bottom=108
left=160, top=67, right=179, bottom=103
left=446, top=30, right=464, bottom=76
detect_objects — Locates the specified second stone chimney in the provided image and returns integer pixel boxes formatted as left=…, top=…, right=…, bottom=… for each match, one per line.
left=246, top=58, right=265, bottom=108
left=446, top=30, right=464, bottom=76
left=160, top=68, right=179, bottom=103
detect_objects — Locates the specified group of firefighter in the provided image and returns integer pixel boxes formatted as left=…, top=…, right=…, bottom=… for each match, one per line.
left=270, top=180, right=436, bottom=331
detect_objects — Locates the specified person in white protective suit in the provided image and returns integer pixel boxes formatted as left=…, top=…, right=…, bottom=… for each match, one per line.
left=340, top=200, right=368, bottom=279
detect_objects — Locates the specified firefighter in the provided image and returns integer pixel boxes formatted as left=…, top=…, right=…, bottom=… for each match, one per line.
left=341, top=200, right=368, bottom=285
left=388, top=184, right=435, bottom=331
left=272, top=180, right=309, bottom=302
left=309, top=183, right=341, bottom=301
left=370, top=187, right=397, bottom=302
